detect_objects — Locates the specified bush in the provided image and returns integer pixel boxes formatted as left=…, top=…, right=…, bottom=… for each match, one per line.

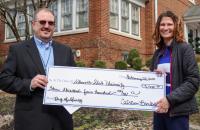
left=196, top=48, right=200, bottom=54
left=132, top=57, right=142, bottom=70
left=196, top=88, right=200, bottom=107
left=197, top=64, right=200, bottom=106
left=127, top=49, right=139, bottom=67
left=0, top=56, right=5, bottom=65
left=75, top=61, right=86, bottom=67
left=126, top=49, right=142, bottom=70
left=115, top=61, right=127, bottom=70
left=94, top=60, right=106, bottom=68
left=196, top=55, right=200, bottom=63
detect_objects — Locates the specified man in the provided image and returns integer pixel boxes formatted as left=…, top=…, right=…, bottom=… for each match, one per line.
left=0, top=8, right=74, bottom=130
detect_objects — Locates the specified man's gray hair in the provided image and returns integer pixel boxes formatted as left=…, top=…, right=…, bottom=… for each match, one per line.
left=33, top=8, right=55, bottom=21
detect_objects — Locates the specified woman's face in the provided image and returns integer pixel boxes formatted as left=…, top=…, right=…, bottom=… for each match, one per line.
left=159, top=16, right=175, bottom=44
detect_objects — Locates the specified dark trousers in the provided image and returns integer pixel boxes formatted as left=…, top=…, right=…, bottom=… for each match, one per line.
left=153, top=112, right=189, bottom=130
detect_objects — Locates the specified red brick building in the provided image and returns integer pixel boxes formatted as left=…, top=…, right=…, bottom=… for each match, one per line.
left=0, top=0, right=200, bottom=68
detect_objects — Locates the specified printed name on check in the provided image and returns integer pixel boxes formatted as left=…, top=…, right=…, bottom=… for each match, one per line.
left=43, top=66, right=166, bottom=112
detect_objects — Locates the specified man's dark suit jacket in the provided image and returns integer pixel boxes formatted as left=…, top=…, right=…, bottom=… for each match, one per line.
left=0, top=38, right=75, bottom=130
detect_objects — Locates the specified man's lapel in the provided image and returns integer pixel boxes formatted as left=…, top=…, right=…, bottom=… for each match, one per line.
left=25, top=38, right=45, bottom=74
left=52, top=41, right=61, bottom=66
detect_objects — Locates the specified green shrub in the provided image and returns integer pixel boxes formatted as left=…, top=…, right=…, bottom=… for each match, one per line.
left=197, top=64, right=200, bottom=106
left=126, top=49, right=142, bottom=70
left=0, top=56, right=4, bottom=65
left=196, top=55, right=200, bottom=63
left=196, top=48, right=200, bottom=54
left=127, top=49, right=139, bottom=67
left=76, top=61, right=86, bottom=67
left=196, top=89, right=200, bottom=107
left=115, top=61, right=127, bottom=70
left=94, top=60, right=106, bottom=68
left=132, top=57, right=142, bottom=70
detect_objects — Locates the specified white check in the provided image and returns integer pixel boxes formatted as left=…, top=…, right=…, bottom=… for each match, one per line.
left=43, top=66, right=166, bottom=113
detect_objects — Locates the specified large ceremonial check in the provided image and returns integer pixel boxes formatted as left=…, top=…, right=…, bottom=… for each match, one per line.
left=43, top=66, right=166, bottom=111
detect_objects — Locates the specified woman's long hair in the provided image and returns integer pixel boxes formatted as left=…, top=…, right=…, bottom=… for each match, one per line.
left=152, top=11, right=184, bottom=49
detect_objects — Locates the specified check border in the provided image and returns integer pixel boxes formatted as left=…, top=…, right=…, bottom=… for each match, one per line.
left=43, top=66, right=166, bottom=111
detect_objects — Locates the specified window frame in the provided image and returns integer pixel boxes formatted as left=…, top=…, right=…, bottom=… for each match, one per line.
left=109, top=0, right=142, bottom=40
left=5, top=5, right=34, bottom=40
left=53, top=0, right=89, bottom=35
left=4, top=0, right=89, bottom=42
left=188, top=0, right=195, bottom=4
left=110, top=0, right=119, bottom=30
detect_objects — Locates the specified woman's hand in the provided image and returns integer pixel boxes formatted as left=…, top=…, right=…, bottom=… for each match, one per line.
left=156, top=97, right=170, bottom=113
left=154, top=68, right=166, bottom=77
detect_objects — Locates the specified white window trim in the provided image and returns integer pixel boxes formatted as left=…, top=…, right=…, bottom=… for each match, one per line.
left=188, top=0, right=195, bottom=4
left=3, top=28, right=89, bottom=43
left=134, top=4, right=141, bottom=36
left=48, top=0, right=90, bottom=35
left=54, top=28, right=89, bottom=36
left=4, top=0, right=89, bottom=42
left=109, top=28, right=141, bottom=40
left=109, top=0, right=142, bottom=40
left=129, top=0, right=145, bottom=7
left=73, top=0, right=76, bottom=30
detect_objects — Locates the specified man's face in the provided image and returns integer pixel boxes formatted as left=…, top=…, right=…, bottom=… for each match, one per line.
left=32, top=10, right=55, bottom=42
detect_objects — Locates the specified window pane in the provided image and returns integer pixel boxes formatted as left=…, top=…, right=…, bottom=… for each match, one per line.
left=121, top=0, right=129, bottom=33
left=110, top=0, right=119, bottom=30
left=49, top=1, right=58, bottom=31
left=131, top=4, right=139, bottom=35
left=28, top=5, right=34, bottom=34
left=76, top=0, right=88, bottom=28
left=6, top=10, right=15, bottom=39
left=61, top=0, right=72, bottom=31
left=18, top=13, right=25, bottom=37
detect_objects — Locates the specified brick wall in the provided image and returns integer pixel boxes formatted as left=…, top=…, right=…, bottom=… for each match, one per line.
left=196, top=0, right=200, bottom=4
left=158, top=0, right=193, bottom=16
left=143, top=0, right=156, bottom=61
left=0, top=0, right=198, bottom=68
left=0, top=44, right=9, bottom=56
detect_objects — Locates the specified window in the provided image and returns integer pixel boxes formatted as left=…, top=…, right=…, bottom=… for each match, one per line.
left=121, top=0, right=129, bottom=33
left=18, top=13, right=25, bottom=36
left=49, top=1, right=58, bottom=31
left=109, top=0, right=141, bottom=38
left=6, top=6, right=33, bottom=39
left=28, top=5, right=34, bottom=34
left=6, top=26, right=15, bottom=39
left=131, top=4, right=139, bottom=36
left=6, top=10, right=15, bottom=39
left=58, top=0, right=89, bottom=32
left=5, top=0, right=89, bottom=40
left=110, top=0, right=119, bottom=30
left=61, top=0, right=72, bottom=30
left=76, top=0, right=88, bottom=28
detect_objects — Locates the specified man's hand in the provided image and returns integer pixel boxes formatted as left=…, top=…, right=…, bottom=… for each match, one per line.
left=30, top=74, right=48, bottom=90
left=156, top=97, right=170, bottom=113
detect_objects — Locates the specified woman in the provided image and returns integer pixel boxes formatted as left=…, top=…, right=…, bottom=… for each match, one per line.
left=150, top=10, right=199, bottom=130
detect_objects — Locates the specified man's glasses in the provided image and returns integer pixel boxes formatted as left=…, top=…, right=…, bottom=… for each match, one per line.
left=35, top=20, right=55, bottom=26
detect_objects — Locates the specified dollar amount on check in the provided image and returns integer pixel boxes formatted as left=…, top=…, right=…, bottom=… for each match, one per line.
left=43, top=66, right=166, bottom=111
